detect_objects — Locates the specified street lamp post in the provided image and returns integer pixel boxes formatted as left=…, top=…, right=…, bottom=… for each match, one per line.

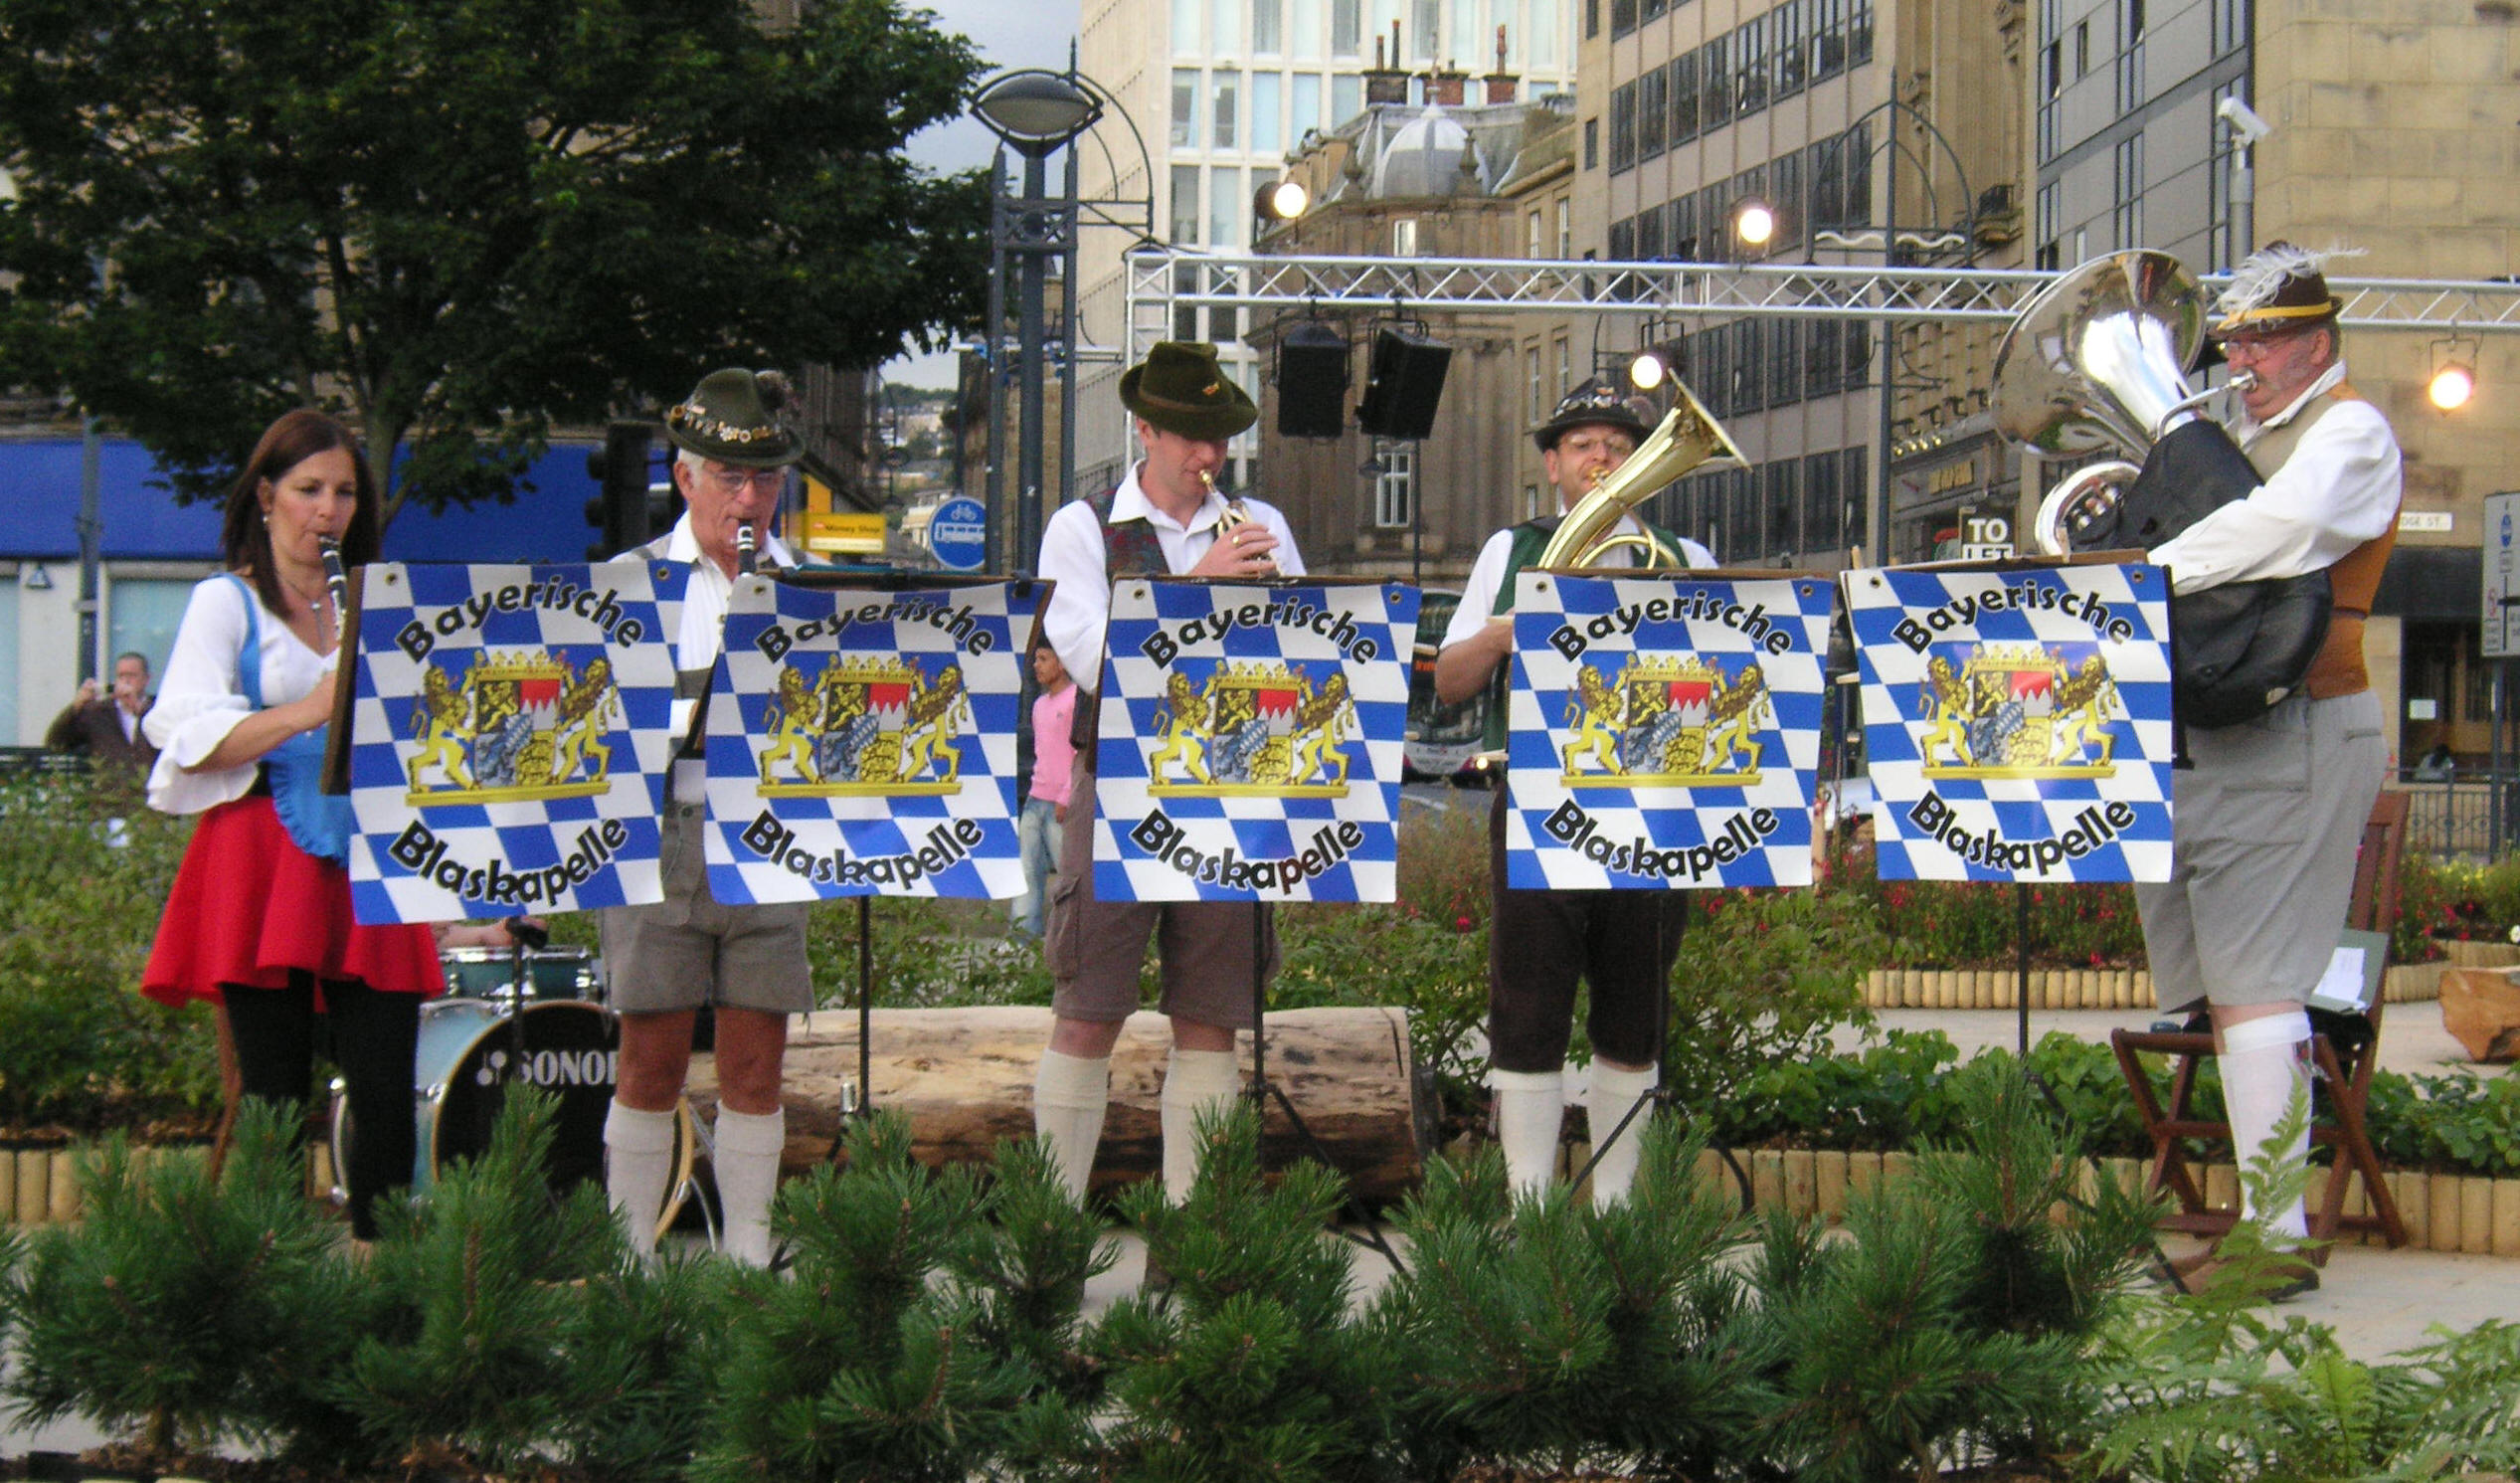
left=974, top=70, right=1102, bottom=576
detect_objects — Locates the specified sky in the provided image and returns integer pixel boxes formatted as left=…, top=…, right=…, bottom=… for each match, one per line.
left=881, top=0, right=1083, bottom=393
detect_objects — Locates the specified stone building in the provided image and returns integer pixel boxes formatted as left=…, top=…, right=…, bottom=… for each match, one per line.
left=2034, top=0, right=2520, bottom=764
left=1251, top=82, right=1583, bottom=585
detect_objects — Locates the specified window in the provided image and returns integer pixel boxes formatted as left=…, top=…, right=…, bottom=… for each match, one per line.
left=1583, top=116, right=1599, bottom=169
left=2037, top=179, right=2062, bottom=273
left=1375, top=445, right=1416, bottom=527
left=2115, top=8, right=2144, bottom=110
left=1333, top=73, right=1361, bottom=124
left=1730, top=318, right=1766, bottom=413
left=105, top=578, right=193, bottom=689
left=1171, top=70, right=1200, bottom=149
left=1841, top=448, right=1869, bottom=543
left=1770, top=148, right=1804, bottom=250
left=1292, top=72, right=1322, bottom=138
left=1765, top=461, right=1799, bottom=555
left=1556, top=199, right=1572, bottom=258
left=1636, top=204, right=1664, bottom=260
left=1451, top=0, right=1475, bottom=64
left=2125, top=0, right=2145, bottom=42
left=1392, top=216, right=1420, bottom=255
left=1170, top=164, right=1201, bottom=244
left=1292, top=0, right=1322, bottom=55
left=2041, top=38, right=2060, bottom=97
left=1850, top=0, right=1873, bottom=65
left=1173, top=264, right=1201, bottom=339
left=2111, top=135, right=2143, bottom=248
left=1843, top=321, right=1871, bottom=387
left=1671, top=50, right=1701, bottom=143
left=1253, top=73, right=1282, bottom=153
left=1333, top=0, right=1362, bottom=54
left=1553, top=335, right=1572, bottom=396
left=1410, top=0, right=1439, bottom=59
left=1254, top=0, right=1283, bottom=50
left=1807, top=318, right=1843, bottom=396
left=1524, top=483, right=1543, bottom=520
left=1527, top=209, right=1543, bottom=259
left=1843, top=121, right=1872, bottom=224
left=2073, top=19, right=2088, bottom=74
left=1527, top=345, right=1545, bottom=422
left=1669, top=192, right=1700, bottom=260
left=2213, top=0, right=2247, bottom=54
left=1701, top=35, right=1731, bottom=122
left=1611, top=0, right=1637, bottom=37
left=1774, top=0, right=1807, bottom=97
left=1607, top=215, right=1636, bottom=262
left=1767, top=316, right=1803, bottom=406
left=1174, top=0, right=1202, bottom=51
left=1213, top=73, right=1240, bottom=150
left=1609, top=82, right=1637, bottom=172
left=1639, top=66, right=1667, bottom=159
left=1211, top=164, right=1245, bottom=247
left=1802, top=452, right=1842, bottom=550
left=1734, top=14, right=1768, bottom=114
left=1213, top=0, right=1244, bottom=50
left=1644, top=0, right=1667, bottom=19
left=1586, top=0, right=1600, bottom=40
left=1813, top=0, right=1847, bottom=77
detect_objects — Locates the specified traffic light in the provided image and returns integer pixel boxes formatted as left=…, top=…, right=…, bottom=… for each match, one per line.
left=585, top=421, right=654, bottom=559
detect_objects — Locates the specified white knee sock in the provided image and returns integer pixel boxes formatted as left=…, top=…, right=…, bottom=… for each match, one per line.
left=603, top=1101, right=678, bottom=1256
left=1492, top=1068, right=1566, bottom=1203
left=1584, top=1063, right=1660, bottom=1211
left=712, top=1106, right=787, bottom=1267
left=1033, top=1049, right=1112, bottom=1203
left=2221, top=1011, right=2312, bottom=1242
left=1160, top=1047, right=1244, bottom=1204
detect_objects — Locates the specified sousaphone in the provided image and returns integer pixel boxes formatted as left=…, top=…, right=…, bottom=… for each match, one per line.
left=1990, top=250, right=2330, bottom=729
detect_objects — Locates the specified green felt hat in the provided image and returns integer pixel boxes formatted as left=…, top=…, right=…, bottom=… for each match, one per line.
left=662, top=368, right=803, bottom=467
left=1119, top=341, right=1259, bottom=441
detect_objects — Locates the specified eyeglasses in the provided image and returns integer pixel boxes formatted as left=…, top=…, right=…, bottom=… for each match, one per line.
left=1558, top=433, right=1637, bottom=460
left=704, top=466, right=788, bottom=494
left=2217, top=325, right=2312, bottom=358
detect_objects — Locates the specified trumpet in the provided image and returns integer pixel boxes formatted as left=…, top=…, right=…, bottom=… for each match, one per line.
left=1203, top=469, right=1276, bottom=574
left=317, top=535, right=350, bottom=622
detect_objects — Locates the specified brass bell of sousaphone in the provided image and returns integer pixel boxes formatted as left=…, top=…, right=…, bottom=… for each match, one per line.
left=1989, top=249, right=2329, bottom=729
left=1535, top=380, right=1746, bottom=569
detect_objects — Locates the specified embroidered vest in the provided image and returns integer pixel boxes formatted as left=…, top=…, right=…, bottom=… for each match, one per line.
left=2241, top=387, right=2397, bottom=699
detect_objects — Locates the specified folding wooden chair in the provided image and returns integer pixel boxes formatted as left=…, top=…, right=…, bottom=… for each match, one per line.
left=2108, top=790, right=2411, bottom=1259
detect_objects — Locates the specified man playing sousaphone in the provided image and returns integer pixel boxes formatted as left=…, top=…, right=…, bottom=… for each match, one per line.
left=1433, top=380, right=1715, bottom=1209
left=2136, top=243, right=2400, bottom=1298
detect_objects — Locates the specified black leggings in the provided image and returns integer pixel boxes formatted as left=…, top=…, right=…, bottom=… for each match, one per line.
left=222, top=975, right=422, bottom=1239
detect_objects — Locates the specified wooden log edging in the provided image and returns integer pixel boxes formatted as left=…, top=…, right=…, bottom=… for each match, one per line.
left=1863, top=963, right=2443, bottom=1011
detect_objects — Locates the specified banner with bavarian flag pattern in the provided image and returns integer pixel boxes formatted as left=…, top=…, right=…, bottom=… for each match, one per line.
left=347, top=559, right=689, bottom=923
left=1094, top=578, right=1417, bottom=903
left=1505, top=572, right=1833, bottom=891
left=1845, top=560, right=2174, bottom=883
left=699, top=576, right=1042, bottom=902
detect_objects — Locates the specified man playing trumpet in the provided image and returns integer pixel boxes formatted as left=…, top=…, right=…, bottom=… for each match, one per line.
left=1029, top=340, right=1306, bottom=1222
left=1434, top=380, right=1713, bottom=1208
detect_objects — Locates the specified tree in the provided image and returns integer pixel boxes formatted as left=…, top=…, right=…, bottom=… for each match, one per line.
left=0, top=0, right=987, bottom=525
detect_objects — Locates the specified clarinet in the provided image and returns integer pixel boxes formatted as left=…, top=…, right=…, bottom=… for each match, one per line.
left=735, top=522, right=759, bottom=577
left=317, top=535, right=351, bottom=624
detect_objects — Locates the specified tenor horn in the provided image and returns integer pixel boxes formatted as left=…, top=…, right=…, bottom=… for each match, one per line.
left=1536, top=381, right=1745, bottom=569
left=1991, top=249, right=2229, bottom=554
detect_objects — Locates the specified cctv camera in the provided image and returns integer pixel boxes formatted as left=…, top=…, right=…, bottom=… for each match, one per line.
left=2216, top=96, right=2273, bottom=146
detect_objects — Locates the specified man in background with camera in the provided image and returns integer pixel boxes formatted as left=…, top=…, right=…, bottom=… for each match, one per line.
left=48, top=650, right=158, bottom=774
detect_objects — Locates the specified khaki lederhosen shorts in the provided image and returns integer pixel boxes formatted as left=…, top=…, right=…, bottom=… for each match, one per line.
left=601, top=802, right=814, bottom=1015
left=2135, top=689, right=2385, bottom=1015
left=1043, top=747, right=1277, bottom=1029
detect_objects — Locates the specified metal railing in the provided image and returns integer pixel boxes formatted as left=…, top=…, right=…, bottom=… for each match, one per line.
left=2394, top=775, right=2520, bottom=861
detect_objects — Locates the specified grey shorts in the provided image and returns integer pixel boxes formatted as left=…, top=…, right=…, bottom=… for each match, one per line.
left=2135, top=689, right=2385, bottom=1014
left=601, top=803, right=814, bottom=1016
left=1044, top=750, right=1277, bottom=1030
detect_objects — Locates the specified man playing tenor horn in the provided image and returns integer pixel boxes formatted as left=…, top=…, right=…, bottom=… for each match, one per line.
left=1433, top=380, right=1713, bottom=1209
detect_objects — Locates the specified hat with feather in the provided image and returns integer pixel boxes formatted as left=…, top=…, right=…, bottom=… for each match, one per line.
left=2210, top=241, right=2355, bottom=339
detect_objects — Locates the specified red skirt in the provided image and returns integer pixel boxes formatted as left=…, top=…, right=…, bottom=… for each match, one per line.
left=143, top=794, right=445, bottom=1009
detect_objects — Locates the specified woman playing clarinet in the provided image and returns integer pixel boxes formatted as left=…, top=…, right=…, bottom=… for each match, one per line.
left=140, top=409, right=443, bottom=1243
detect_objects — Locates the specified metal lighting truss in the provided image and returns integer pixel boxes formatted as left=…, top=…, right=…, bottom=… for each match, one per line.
left=1126, top=250, right=2520, bottom=352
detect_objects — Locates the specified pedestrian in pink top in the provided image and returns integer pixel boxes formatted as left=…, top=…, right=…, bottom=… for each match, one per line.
left=1013, top=643, right=1076, bottom=938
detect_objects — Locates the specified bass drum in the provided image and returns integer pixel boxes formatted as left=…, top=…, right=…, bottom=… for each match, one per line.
left=330, top=1000, right=692, bottom=1240
left=437, top=945, right=602, bottom=1005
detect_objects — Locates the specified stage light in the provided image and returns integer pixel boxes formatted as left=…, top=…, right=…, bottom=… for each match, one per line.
left=2429, top=359, right=2476, bottom=412
left=1730, top=197, right=1776, bottom=253
left=1255, top=177, right=1311, bottom=223
left=1628, top=350, right=1668, bottom=391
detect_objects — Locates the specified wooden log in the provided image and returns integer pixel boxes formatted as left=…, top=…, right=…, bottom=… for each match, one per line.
left=686, top=1006, right=1426, bottom=1205
left=2439, top=968, right=2520, bottom=1062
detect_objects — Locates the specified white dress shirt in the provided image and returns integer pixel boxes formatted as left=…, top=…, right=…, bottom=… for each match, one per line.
left=143, top=576, right=336, bottom=816
left=1035, top=463, right=1306, bottom=687
left=635, top=512, right=799, bottom=801
left=2149, top=360, right=2403, bottom=595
